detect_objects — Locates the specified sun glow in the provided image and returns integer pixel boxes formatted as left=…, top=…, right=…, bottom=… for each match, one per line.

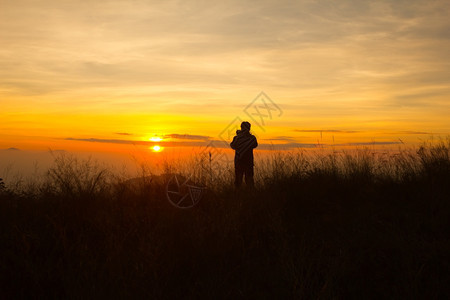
left=150, top=137, right=163, bottom=142
left=152, top=145, right=163, bottom=152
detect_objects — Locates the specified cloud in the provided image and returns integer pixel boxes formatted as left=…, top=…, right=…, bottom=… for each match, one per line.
left=334, top=141, right=403, bottom=146
left=115, top=132, right=133, bottom=136
left=262, top=136, right=297, bottom=142
left=66, top=137, right=136, bottom=145
left=164, top=134, right=210, bottom=141
left=3, top=0, right=447, bottom=97
left=388, top=131, right=431, bottom=135
left=65, top=134, right=408, bottom=151
left=257, top=142, right=317, bottom=150
left=65, top=136, right=319, bottom=150
left=65, top=137, right=207, bottom=148
left=294, top=129, right=361, bottom=133
left=260, top=141, right=403, bottom=149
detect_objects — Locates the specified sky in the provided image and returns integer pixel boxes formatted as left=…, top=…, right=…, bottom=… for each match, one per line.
left=1, top=0, right=449, bottom=158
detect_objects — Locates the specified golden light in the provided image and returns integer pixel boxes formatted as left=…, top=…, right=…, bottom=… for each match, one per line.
left=150, top=136, right=162, bottom=142
left=151, top=145, right=163, bottom=152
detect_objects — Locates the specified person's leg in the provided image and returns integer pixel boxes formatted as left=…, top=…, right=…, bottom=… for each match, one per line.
left=235, top=165, right=244, bottom=188
left=244, top=165, right=254, bottom=188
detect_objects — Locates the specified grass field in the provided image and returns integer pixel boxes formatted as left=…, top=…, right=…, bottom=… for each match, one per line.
left=1, top=140, right=449, bottom=298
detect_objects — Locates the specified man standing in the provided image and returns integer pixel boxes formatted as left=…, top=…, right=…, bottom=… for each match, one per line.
left=230, top=121, right=258, bottom=188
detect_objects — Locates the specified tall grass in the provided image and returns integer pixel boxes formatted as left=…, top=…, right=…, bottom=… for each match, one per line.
left=0, top=140, right=449, bottom=298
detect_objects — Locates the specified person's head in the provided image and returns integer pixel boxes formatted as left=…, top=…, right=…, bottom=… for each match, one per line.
left=241, top=121, right=251, bottom=132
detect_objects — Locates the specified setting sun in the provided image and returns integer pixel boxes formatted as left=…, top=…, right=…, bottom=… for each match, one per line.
left=151, top=145, right=163, bottom=152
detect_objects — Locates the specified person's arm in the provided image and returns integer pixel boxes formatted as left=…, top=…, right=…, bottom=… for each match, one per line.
left=252, top=136, right=258, bottom=149
left=230, top=136, right=237, bottom=150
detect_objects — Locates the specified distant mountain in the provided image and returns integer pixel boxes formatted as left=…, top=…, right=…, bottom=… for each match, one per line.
left=5, top=147, right=20, bottom=151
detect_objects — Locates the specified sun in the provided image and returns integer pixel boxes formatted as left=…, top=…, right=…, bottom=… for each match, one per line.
left=151, top=145, right=163, bottom=152
left=149, top=136, right=162, bottom=142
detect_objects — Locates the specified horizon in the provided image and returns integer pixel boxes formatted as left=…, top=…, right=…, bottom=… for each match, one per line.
left=0, top=138, right=442, bottom=185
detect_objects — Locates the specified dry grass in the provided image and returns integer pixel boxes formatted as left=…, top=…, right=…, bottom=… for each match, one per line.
left=0, top=140, right=449, bottom=298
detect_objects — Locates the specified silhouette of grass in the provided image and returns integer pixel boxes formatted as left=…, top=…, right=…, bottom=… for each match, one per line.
left=0, top=140, right=449, bottom=298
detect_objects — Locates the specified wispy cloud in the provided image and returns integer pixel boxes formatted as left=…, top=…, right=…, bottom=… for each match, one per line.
left=65, top=136, right=319, bottom=150
left=66, top=138, right=137, bottom=145
left=387, top=131, right=431, bottom=135
left=334, top=141, right=402, bottom=146
left=294, top=130, right=361, bottom=133
left=65, top=137, right=207, bottom=148
left=260, top=141, right=403, bottom=149
left=115, top=132, right=133, bottom=136
left=164, top=134, right=210, bottom=141
left=262, top=136, right=297, bottom=142
left=257, top=142, right=317, bottom=150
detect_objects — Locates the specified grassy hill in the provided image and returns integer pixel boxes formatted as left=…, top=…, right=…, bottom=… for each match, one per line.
left=1, top=141, right=449, bottom=298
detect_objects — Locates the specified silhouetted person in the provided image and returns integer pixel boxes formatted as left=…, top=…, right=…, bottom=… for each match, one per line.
left=230, top=121, right=258, bottom=188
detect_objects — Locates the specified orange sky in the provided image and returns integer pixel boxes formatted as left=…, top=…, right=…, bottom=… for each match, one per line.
left=1, top=0, right=449, bottom=156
